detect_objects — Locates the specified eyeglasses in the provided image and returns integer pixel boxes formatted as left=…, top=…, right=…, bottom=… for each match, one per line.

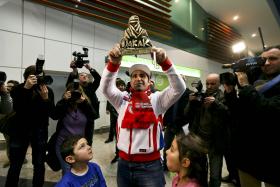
left=262, top=56, right=279, bottom=61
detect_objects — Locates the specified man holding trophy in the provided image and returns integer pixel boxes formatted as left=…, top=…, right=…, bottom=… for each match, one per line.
left=100, top=15, right=186, bottom=187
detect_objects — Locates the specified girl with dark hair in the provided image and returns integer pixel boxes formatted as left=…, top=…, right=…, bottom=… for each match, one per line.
left=166, top=132, right=208, bottom=187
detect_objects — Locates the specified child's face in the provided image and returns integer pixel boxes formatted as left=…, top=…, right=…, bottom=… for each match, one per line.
left=166, top=139, right=181, bottom=172
left=73, top=138, right=93, bottom=162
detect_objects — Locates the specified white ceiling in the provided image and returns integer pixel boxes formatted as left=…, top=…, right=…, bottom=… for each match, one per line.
left=195, top=0, right=280, bottom=54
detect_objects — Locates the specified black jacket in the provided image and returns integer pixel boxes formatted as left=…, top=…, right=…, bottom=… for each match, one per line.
left=185, top=89, right=229, bottom=153
left=233, top=79, right=280, bottom=185
left=10, top=83, right=55, bottom=136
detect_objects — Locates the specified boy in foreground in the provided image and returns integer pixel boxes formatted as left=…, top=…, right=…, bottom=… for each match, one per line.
left=55, top=135, right=107, bottom=187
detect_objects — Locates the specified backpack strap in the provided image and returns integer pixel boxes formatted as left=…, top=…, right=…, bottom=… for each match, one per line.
left=258, top=74, right=280, bottom=94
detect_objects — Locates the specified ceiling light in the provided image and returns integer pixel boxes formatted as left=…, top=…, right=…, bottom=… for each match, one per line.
left=233, top=15, right=239, bottom=21
left=232, top=41, right=246, bottom=53
left=175, top=0, right=179, bottom=3
left=251, top=33, right=257, bottom=37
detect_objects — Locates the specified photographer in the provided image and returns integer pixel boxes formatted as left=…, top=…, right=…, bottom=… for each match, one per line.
left=51, top=82, right=97, bottom=174
left=1, top=80, right=22, bottom=169
left=184, top=73, right=230, bottom=187
left=0, top=72, right=13, bottom=116
left=230, top=45, right=280, bottom=187
left=66, top=61, right=101, bottom=146
left=5, top=65, right=55, bottom=187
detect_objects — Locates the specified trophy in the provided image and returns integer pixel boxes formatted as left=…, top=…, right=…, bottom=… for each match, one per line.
left=120, top=15, right=158, bottom=68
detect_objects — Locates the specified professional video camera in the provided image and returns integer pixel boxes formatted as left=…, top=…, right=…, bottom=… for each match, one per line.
left=222, top=56, right=266, bottom=72
left=0, top=71, right=7, bottom=86
left=70, top=79, right=82, bottom=102
left=191, top=80, right=205, bottom=101
left=222, top=56, right=266, bottom=84
left=72, top=47, right=89, bottom=68
left=35, top=55, right=53, bottom=85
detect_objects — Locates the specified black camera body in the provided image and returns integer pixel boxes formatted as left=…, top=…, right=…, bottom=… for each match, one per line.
left=191, top=80, right=206, bottom=101
left=222, top=56, right=266, bottom=84
left=0, top=71, right=7, bottom=86
left=35, top=55, right=53, bottom=85
left=222, top=56, right=266, bottom=72
left=72, top=47, right=89, bottom=68
left=70, top=79, right=82, bottom=102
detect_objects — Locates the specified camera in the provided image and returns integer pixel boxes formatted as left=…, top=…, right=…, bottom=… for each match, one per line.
left=72, top=47, right=89, bottom=68
left=0, top=71, right=7, bottom=86
left=222, top=56, right=266, bottom=72
left=35, top=55, right=53, bottom=85
left=70, top=79, right=82, bottom=101
left=222, top=56, right=266, bottom=84
left=191, top=80, right=205, bottom=101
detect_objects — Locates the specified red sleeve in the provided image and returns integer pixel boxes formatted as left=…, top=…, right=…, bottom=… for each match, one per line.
left=107, top=61, right=120, bottom=72
left=160, top=58, right=172, bottom=71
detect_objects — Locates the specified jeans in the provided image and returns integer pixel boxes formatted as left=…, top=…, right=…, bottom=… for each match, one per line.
left=117, top=158, right=165, bottom=187
left=85, top=121, right=95, bottom=146
left=5, top=128, right=48, bottom=187
left=208, top=148, right=223, bottom=187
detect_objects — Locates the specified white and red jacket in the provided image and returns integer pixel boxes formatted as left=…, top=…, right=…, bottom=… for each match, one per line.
left=100, top=59, right=186, bottom=162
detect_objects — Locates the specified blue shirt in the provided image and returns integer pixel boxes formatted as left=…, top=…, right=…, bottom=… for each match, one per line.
left=55, top=162, right=107, bottom=187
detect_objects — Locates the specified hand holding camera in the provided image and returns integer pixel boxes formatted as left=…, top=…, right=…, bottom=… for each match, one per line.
left=203, top=96, right=215, bottom=106
left=38, top=84, right=49, bottom=100
left=63, top=91, right=71, bottom=100
left=24, top=75, right=37, bottom=89
left=235, top=72, right=249, bottom=87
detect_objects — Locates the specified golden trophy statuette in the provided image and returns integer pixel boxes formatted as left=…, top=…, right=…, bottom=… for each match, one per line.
left=120, top=15, right=153, bottom=56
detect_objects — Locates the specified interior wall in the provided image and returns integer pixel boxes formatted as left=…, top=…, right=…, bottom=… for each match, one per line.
left=0, top=0, right=226, bottom=132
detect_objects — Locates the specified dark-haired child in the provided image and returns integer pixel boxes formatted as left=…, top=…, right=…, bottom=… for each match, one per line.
left=166, top=132, right=208, bottom=187
left=55, top=135, right=106, bottom=187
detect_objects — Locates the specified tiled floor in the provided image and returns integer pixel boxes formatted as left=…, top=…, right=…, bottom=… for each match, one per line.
left=0, top=133, right=234, bottom=187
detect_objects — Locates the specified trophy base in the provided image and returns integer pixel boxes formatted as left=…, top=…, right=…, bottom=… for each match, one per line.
left=121, top=47, right=152, bottom=56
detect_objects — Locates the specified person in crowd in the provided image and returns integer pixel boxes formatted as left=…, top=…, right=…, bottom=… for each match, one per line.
left=231, top=45, right=280, bottom=187
left=66, top=62, right=101, bottom=146
left=52, top=82, right=97, bottom=174
left=55, top=135, right=106, bottom=187
left=0, top=76, right=13, bottom=116
left=1, top=80, right=23, bottom=168
left=0, top=77, right=13, bottom=139
left=150, top=80, right=159, bottom=93
left=6, top=80, right=19, bottom=93
left=220, top=72, right=240, bottom=186
left=166, top=132, right=208, bottom=187
left=162, top=84, right=192, bottom=171
left=5, top=65, right=55, bottom=187
left=100, top=43, right=186, bottom=187
left=107, top=79, right=126, bottom=164
left=104, top=79, right=126, bottom=164
left=184, top=73, right=229, bottom=187
left=105, top=78, right=126, bottom=144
